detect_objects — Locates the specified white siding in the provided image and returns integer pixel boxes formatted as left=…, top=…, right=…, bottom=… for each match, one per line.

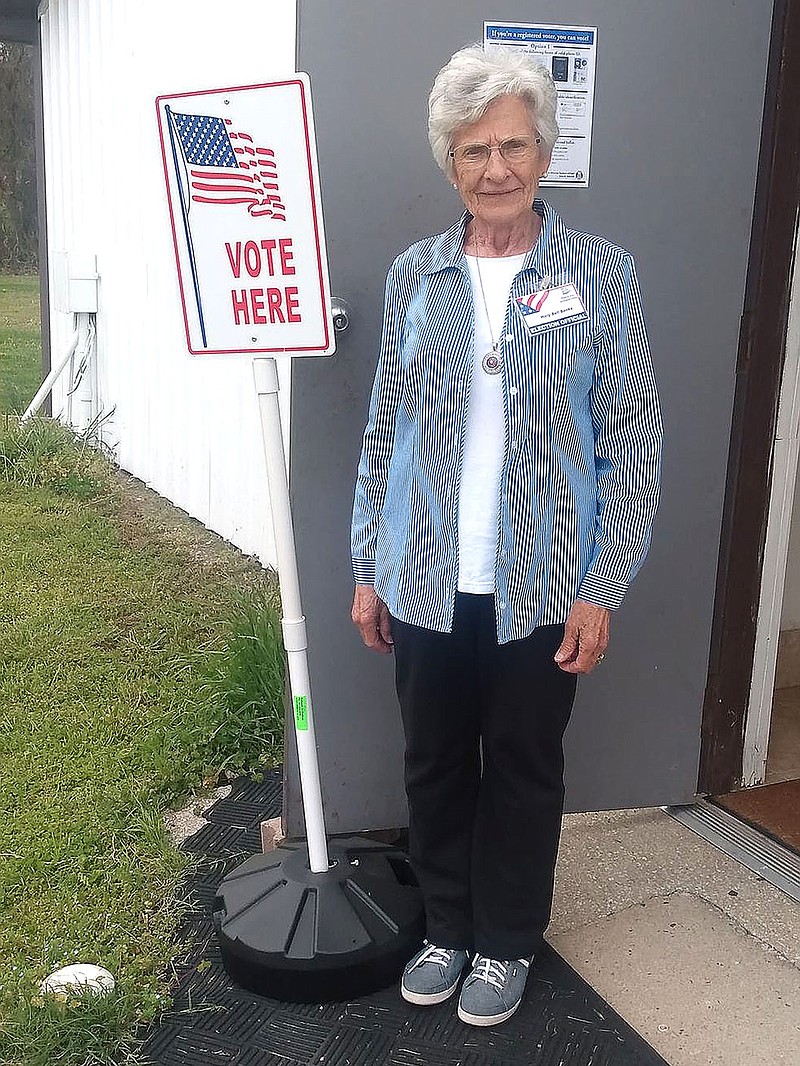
left=38, top=0, right=298, bottom=565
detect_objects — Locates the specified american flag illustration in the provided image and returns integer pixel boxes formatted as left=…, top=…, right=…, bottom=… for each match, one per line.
left=169, top=110, right=286, bottom=220
left=517, top=289, right=550, bottom=312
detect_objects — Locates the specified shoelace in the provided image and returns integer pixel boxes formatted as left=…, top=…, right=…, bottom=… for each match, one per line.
left=471, top=956, right=510, bottom=989
left=470, top=955, right=530, bottom=989
left=412, top=943, right=458, bottom=970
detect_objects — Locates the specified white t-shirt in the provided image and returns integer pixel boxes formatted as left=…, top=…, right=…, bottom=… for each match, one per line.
left=458, top=253, right=526, bottom=594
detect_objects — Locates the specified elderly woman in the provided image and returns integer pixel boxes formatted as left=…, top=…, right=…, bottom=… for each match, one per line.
left=351, top=44, right=662, bottom=1027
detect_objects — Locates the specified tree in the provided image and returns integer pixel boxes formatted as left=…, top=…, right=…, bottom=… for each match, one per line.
left=0, top=42, right=37, bottom=272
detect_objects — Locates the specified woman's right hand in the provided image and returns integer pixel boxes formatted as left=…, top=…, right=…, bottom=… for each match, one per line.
left=351, top=584, right=394, bottom=654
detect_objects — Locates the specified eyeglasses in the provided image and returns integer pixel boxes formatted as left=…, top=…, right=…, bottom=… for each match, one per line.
left=448, top=135, right=542, bottom=169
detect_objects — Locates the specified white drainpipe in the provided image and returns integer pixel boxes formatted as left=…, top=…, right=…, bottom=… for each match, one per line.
left=23, top=252, right=99, bottom=426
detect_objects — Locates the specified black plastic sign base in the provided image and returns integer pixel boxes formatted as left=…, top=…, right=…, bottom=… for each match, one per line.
left=213, top=836, right=425, bottom=1003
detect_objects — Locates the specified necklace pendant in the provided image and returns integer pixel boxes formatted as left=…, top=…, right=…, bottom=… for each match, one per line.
left=482, top=348, right=502, bottom=375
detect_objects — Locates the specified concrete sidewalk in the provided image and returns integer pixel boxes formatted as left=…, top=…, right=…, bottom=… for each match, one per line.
left=550, top=808, right=800, bottom=1065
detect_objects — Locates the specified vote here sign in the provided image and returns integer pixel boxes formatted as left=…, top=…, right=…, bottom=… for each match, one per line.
left=156, top=76, right=334, bottom=356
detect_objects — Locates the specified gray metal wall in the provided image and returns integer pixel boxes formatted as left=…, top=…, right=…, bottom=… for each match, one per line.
left=290, top=0, right=775, bottom=834
left=0, top=5, right=37, bottom=45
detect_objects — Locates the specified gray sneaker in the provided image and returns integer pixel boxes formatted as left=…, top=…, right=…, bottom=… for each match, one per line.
left=457, top=954, right=531, bottom=1026
left=400, top=941, right=470, bottom=1005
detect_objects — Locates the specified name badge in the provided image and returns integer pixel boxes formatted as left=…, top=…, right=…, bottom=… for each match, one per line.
left=515, top=283, right=588, bottom=335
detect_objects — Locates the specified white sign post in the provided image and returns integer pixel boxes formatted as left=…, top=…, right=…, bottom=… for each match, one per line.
left=157, top=76, right=333, bottom=874
left=484, top=22, right=598, bottom=188
left=157, top=74, right=423, bottom=1004
left=251, top=356, right=330, bottom=875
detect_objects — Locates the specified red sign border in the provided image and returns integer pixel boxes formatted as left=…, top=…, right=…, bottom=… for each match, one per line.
left=155, top=78, right=332, bottom=356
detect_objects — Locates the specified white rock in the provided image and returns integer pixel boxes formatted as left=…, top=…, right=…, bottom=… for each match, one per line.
left=40, top=963, right=116, bottom=998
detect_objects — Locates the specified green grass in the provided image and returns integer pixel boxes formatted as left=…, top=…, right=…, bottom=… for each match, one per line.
left=0, top=275, right=41, bottom=415
left=0, top=418, right=286, bottom=1066
left=0, top=415, right=109, bottom=496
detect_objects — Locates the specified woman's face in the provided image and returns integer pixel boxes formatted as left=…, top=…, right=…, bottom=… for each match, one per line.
left=450, top=95, right=550, bottom=232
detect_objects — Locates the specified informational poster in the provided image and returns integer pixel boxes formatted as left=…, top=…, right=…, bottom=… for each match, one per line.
left=484, top=22, right=597, bottom=188
left=156, top=75, right=334, bottom=356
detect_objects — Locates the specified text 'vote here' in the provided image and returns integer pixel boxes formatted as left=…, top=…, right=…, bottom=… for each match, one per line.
left=225, top=238, right=303, bottom=325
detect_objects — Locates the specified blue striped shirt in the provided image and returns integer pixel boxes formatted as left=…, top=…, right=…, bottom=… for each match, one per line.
left=351, top=199, right=662, bottom=644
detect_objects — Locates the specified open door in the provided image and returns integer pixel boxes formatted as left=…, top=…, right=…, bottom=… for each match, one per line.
left=700, top=0, right=800, bottom=798
left=708, top=207, right=800, bottom=856
left=288, top=0, right=777, bottom=835
left=743, top=220, right=800, bottom=792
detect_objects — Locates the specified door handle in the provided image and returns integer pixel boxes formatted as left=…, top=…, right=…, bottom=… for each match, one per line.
left=331, top=297, right=352, bottom=333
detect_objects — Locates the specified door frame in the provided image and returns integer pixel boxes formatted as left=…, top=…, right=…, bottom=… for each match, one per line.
left=743, top=216, right=800, bottom=787
left=699, top=0, right=800, bottom=795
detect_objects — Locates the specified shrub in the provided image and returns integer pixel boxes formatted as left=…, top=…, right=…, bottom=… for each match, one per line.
left=142, top=584, right=287, bottom=797
left=199, top=585, right=286, bottom=772
left=0, top=414, right=111, bottom=497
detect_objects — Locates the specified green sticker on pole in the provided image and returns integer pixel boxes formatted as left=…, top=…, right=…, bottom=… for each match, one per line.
left=294, top=694, right=309, bottom=731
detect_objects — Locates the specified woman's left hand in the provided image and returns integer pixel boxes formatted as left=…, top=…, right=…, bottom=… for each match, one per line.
left=554, top=600, right=610, bottom=674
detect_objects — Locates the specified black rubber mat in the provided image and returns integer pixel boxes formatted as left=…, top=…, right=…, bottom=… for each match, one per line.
left=141, top=771, right=670, bottom=1066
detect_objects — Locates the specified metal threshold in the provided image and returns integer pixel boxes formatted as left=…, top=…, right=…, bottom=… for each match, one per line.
left=664, top=800, right=800, bottom=904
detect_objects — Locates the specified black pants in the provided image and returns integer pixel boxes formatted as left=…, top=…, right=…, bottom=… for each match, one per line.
left=392, top=593, right=577, bottom=960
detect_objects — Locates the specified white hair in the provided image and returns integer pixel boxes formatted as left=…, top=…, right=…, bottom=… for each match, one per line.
left=428, top=43, right=560, bottom=178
